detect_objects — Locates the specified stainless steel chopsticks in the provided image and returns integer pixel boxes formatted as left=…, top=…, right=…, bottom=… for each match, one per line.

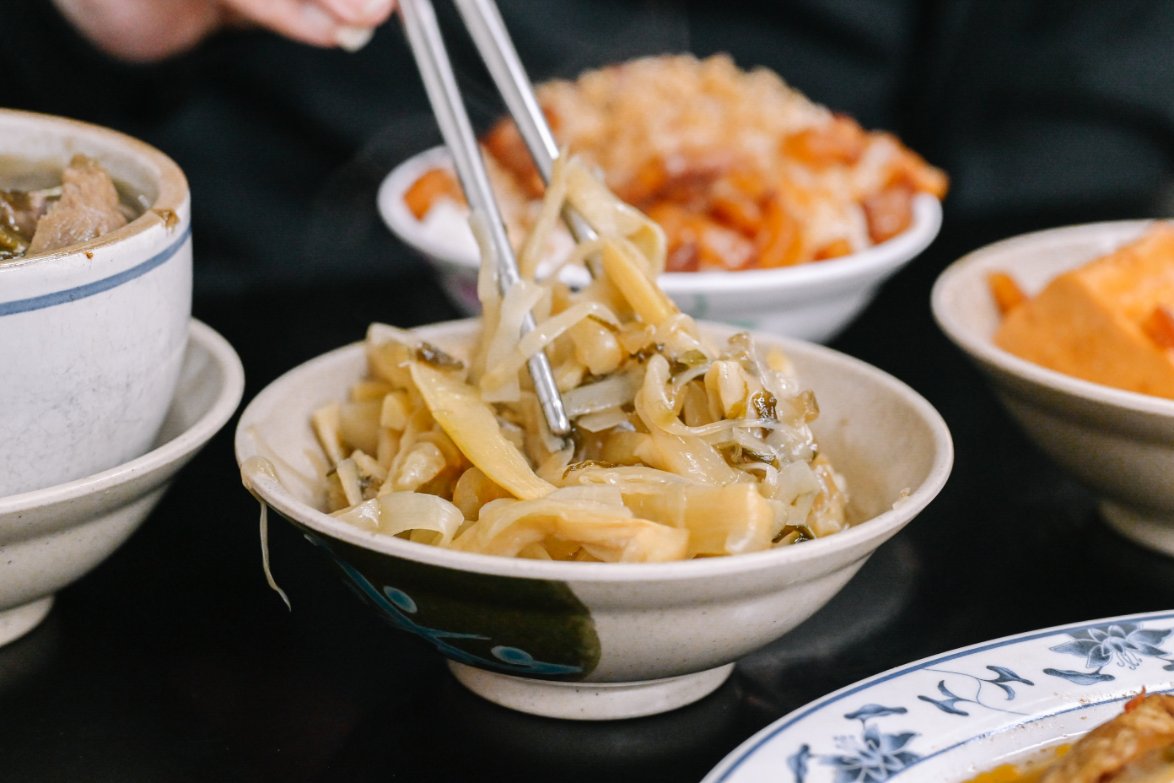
left=452, top=0, right=599, bottom=245
left=397, top=0, right=571, bottom=438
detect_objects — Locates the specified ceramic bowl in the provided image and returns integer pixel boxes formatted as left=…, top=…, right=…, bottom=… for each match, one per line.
left=376, top=146, right=943, bottom=343
left=0, top=320, right=243, bottom=647
left=0, top=109, right=192, bottom=497
left=235, top=319, right=953, bottom=720
left=932, top=220, right=1174, bottom=557
left=704, top=609, right=1174, bottom=782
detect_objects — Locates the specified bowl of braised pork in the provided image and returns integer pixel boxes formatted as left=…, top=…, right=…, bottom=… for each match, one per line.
left=379, top=54, right=944, bottom=343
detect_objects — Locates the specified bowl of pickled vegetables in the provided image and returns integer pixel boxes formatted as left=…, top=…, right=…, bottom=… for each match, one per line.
left=378, top=54, right=945, bottom=342
left=241, top=155, right=953, bottom=721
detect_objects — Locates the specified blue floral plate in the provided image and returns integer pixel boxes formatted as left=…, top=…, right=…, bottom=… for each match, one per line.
left=703, top=610, right=1174, bottom=782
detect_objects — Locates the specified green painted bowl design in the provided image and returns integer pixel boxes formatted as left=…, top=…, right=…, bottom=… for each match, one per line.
left=293, top=519, right=602, bottom=679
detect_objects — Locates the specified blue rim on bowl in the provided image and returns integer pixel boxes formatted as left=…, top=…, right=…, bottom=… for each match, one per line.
left=703, top=609, right=1174, bottom=782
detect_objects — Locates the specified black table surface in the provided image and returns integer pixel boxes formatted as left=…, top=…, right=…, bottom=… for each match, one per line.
left=4, top=227, right=1174, bottom=783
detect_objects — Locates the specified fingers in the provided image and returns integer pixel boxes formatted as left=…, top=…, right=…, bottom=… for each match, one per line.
left=51, top=0, right=228, bottom=61
left=224, top=0, right=395, bottom=50
left=317, top=0, right=394, bottom=26
left=318, top=0, right=396, bottom=48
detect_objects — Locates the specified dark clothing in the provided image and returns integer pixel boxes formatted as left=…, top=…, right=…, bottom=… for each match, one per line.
left=4, top=1, right=1173, bottom=297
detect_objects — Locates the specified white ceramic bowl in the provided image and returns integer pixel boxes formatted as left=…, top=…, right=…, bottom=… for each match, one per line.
left=377, top=146, right=943, bottom=343
left=932, top=220, right=1174, bottom=557
left=0, top=320, right=243, bottom=647
left=235, top=319, right=953, bottom=720
left=0, top=109, right=192, bottom=497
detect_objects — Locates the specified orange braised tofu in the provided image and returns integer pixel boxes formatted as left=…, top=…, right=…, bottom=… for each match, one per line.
left=994, top=223, right=1174, bottom=399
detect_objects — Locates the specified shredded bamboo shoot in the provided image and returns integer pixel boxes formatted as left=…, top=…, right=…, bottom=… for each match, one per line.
left=312, top=156, right=849, bottom=562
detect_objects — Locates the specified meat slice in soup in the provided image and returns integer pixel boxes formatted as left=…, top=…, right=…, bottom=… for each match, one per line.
left=25, top=154, right=128, bottom=255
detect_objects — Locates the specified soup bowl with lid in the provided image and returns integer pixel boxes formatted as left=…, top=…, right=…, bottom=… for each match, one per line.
left=0, top=109, right=192, bottom=497
left=236, top=319, right=953, bottom=721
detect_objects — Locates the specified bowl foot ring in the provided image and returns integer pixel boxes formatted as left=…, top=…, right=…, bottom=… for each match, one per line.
left=0, top=596, right=54, bottom=647
left=448, top=661, right=735, bottom=720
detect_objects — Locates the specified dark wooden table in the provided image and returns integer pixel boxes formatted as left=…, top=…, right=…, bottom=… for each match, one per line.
left=3, top=221, right=1172, bottom=783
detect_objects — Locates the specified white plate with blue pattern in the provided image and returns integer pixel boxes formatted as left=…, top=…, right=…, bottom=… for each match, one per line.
left=704, top=610, right=1174, bottom=782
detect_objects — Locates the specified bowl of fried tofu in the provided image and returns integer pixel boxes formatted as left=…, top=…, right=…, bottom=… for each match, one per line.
left=932, top=220, right=1174, bottom=556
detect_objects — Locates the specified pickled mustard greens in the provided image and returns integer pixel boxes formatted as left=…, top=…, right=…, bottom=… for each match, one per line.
left=312, top=155, right=849, bottom=562
left=0, top=186, right=57, bottom=260
left=0, top=155, right=131, bottom=263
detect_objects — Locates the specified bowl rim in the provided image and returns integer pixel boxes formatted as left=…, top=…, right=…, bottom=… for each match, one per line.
left=702, top=608, right=1174, bottom=782
left=0, top=319, right=244, bottom=515
left=0, top=108, right=190, bottom=272
left=377, top=145, right=943, bottom=293
left=931, top=218, right=1174, bottom=418
left=236, top=319, right=954, bottom=583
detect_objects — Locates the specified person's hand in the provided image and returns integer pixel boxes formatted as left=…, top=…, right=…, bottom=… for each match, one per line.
left=51, top=0, right=396, bottom=62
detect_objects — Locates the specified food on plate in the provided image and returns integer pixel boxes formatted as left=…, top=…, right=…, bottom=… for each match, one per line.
left=404, top=53, right=947, bottom=273
left=966, top=692, right=1174, bottom=782
left=314, top=155, right=849, bottom=563
left=991, top=223, right=1174, bottom=399
left=0, top=154, right=132, bottom=262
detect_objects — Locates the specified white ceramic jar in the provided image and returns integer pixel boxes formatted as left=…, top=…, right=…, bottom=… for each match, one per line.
left=0, top=109, right=192, bottom=497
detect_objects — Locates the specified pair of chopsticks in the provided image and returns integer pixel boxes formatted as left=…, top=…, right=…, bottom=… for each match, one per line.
left=398, top=0, right=588, bottom=439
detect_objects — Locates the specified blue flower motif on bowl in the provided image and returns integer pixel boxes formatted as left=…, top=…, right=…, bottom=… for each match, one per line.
left=788, top=705, right=919, bottom=783
left=1044, top=622, right=1174, bottom=685
left=917, top=665, right=1033, bottom=716
left=339, top=556, right=582, bottom=675
left=296, top=529, right=600, bottom=678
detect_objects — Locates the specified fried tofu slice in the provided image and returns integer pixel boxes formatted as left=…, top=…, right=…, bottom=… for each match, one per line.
left=994, top=223, right=1174, bottom=399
